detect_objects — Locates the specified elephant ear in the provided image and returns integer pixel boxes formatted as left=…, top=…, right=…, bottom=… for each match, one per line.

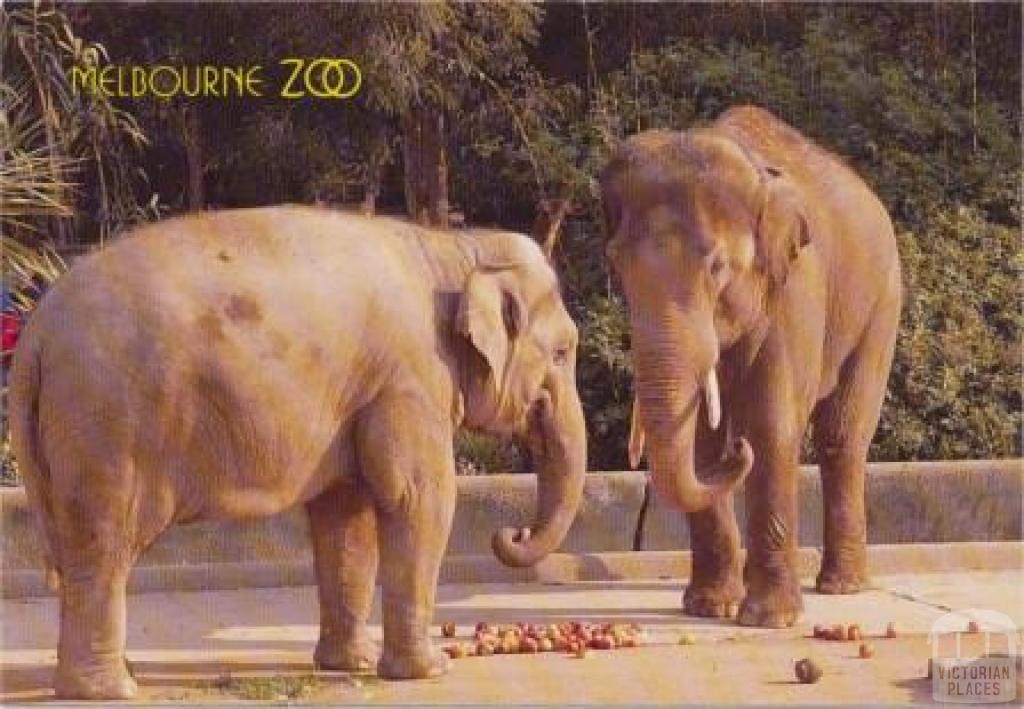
left=457, top=268, right=526, bottom=383
left=755, top=168, right=811, bottom=287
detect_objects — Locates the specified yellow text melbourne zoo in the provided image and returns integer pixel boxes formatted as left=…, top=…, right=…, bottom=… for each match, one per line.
left=71, top=59, right=362, bottom=100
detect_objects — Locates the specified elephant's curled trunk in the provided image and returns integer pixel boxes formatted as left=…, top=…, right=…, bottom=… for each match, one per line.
left=491, top=388, right=586, bottom=567
left=636, top=347, right=753, bottom=513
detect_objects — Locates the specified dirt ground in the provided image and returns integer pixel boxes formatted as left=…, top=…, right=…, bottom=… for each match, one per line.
left=3, top=571, right=1022, bottom=704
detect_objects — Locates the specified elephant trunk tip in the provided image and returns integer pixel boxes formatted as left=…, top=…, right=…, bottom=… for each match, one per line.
left=651, top=435, right=754, bottom=513
left=720, top=437, right=754, bottom=488
left=491, top=526, right=547, bottom=568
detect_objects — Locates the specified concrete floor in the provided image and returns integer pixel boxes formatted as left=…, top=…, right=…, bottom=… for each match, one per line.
left=3, top=571, right=1022, bottom=704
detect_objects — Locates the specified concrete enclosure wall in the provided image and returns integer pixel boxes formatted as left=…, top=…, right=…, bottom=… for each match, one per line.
left=2, top=460, right=1020, bottom=600
left=3, top=461, right=1019, bottom=577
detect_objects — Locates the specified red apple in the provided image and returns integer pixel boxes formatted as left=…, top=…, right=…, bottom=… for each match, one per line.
left=795, top=658, right=823, bottom=684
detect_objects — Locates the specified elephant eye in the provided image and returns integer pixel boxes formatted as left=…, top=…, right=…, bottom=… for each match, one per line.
left=708, top=251, right=730, bottom=285
left=553, top=347, right=570, bottom=366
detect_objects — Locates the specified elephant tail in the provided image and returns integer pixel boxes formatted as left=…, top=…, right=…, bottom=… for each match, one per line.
left=8, top=338, right=62, bottom=592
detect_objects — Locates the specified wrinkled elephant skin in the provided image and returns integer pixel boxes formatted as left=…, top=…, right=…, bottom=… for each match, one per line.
left=8, top=208, right=587, bottom=698
left=601, top=106, right=901, bottom=628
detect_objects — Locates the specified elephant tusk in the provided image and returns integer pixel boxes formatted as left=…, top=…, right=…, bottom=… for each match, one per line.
left=704, top=368, right=721, bottom=431
left=516, top=527, right=532, bottom=543
left=628, top=395, right=646, bottom=469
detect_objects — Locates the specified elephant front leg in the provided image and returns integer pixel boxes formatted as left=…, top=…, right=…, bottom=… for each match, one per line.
left=307, top=477, right=379, bottom=671
left=358, top=399, right=456, bottom=680
left=683, top=495, right=743, bottom=618
left=374, top=476, right=455, bottom=680
left=738, top=438, right=803, bottom=628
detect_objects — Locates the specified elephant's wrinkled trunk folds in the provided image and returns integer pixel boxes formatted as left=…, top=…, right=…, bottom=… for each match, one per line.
left=491, top=387, right=586, bottom=567
left=634, top=329, right=752, bottom=513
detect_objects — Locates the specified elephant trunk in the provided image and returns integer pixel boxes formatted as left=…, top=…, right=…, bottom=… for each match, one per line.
left=633, top=319, right=752, bottom=513
left=492, top=385, right=587, bottom=567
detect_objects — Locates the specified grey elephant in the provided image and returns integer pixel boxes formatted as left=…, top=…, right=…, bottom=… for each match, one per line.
left=601, top=106, right=901, bottom=627
left=8, top=207, right=586, bottom=699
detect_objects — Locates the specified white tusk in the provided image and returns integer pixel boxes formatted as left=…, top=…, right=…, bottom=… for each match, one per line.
left=704, top=368, right=721, bottom=430
left=628, top=395, right=646, bottom=469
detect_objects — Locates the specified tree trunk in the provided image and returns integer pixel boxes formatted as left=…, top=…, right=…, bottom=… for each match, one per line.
left=401, top=106, right=448, bottom=227
left=182, top=107, right=205, bottom=211
left=401, top=112, right=421, bottom=222
left=361, top=128, right=386, bottom=217
left=969, top=0, right=978, bottom=153
left=531, top=197, right=573, bottom=258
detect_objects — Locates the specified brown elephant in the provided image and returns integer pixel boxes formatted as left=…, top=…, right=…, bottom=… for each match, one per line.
left=600, top=106, right=901, bottom=627
left=8, top=207, right=586, bottom=698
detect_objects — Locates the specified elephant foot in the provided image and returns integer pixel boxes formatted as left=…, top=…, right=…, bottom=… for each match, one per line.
left=55, top=661, right=139, bottom=700
left=378, top=645, right=450, bottom=680
left=737, top=576, right=803, bottom=628
left=683, top=577, right=744, bottom=618
left=315, top=635, right=379, bottom=672
left=816, top=565, right=869, bottom=595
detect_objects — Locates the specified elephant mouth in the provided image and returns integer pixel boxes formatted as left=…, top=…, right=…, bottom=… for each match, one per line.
left=696, top=366, right=742, bottom=469
left=523, top=393, right=554, bottom=449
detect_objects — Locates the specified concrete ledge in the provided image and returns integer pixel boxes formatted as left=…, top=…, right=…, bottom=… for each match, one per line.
left=4, top=543, right=1020, bottom=599
left=0, top=471, right=646, bottom=570
left=3, top=460, right=1020, bottom=593
left=450, top=472, right=644, bottom=554
left=643, top=459, right=1023, bottom=549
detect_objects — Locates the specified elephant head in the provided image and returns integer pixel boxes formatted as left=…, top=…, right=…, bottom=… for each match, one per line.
left=600, top=130, right=811, bottom=512
left=456, top=228, right=586, bottom=567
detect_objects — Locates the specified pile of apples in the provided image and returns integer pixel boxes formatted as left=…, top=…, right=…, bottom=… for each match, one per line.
left=440, top=621, right=645, bottom=659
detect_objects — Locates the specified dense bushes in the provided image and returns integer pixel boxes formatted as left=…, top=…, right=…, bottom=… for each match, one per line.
left=551, top=6, right=1021, bottom=466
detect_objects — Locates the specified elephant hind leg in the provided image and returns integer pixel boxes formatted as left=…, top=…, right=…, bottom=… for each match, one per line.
left=55, top=562, right=137, bottom=699
left=50, top=476, right=142, bottom=699
left=812, top=301, right=899, bottom=595
left=307, top=476, right=379, bottom=671
left=44, top=441, right=178, bottom=701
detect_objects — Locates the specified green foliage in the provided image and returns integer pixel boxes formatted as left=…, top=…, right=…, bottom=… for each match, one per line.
left=553, top=4, right=1021, bottom=466
left=210, top=673, right=322, bottom=702
left=878, top=209, right=1021, bottom=460
left=0, top=3, right=157, bottom=244
left=1, top=2, right=1017, bottom=480
left=454, top=431, right=526, bottom=476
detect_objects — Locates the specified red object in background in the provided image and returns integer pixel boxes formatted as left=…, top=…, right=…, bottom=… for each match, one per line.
left=1, top=310, right=22, bottom=365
